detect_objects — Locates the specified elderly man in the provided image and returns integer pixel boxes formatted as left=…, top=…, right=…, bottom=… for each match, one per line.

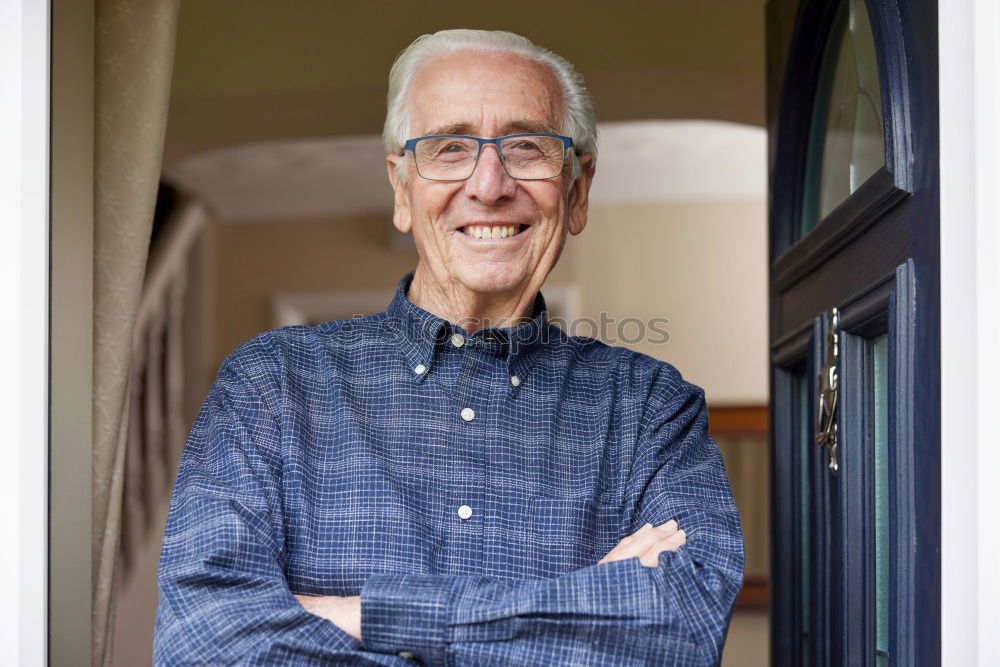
left=154, top=29, right=743, bottom=666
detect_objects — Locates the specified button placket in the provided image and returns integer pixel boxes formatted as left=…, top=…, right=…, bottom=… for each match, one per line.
left=450, top=340, right=489, bottom=570
left=463, top=343, right=516, bottom=574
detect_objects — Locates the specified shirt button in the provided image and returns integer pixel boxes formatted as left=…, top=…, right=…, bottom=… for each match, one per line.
left=398, top=650, right=414, bottom=659
left=510, top=375, right=521, bottom=387
left=414, top=364, right=427, bottom=375
left=457, top=505, right=473, bottom=519
left=451, top=333, right=466, bottom=348
left=460, top=407, right=475, bottom=422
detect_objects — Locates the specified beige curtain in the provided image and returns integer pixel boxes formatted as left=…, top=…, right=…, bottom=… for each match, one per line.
left=92, top=2, right=180, bottom=665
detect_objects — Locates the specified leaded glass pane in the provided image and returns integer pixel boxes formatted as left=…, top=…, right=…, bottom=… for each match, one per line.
left=800, top=0, right=885, bottom=236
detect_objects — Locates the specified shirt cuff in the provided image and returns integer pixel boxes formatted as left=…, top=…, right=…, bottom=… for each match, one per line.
left=360, top=573, right=452, bottom=663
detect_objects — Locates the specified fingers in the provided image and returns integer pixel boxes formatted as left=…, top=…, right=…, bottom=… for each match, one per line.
left=598, top=522, right=655, bottom=563
left=597, top=520, right=681, bottom=565
left=637, top=530, right=687, bottom=567
left=650, top=520, right=678, bottom=538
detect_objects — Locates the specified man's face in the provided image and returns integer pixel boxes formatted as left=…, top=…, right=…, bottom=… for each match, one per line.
left=387, top=50, right=594, bottom=301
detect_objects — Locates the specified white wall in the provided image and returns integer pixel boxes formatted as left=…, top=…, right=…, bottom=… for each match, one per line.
left=569, top=200, right=768, bottom=405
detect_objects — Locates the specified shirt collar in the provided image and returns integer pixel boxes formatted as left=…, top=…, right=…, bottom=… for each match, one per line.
left=383, top=271, right=549, bottom=384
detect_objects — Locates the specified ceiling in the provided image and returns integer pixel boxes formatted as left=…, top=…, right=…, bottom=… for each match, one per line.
left=171, top=1, right=765, bottom=100
left=164, top=1, right=767, bottom=166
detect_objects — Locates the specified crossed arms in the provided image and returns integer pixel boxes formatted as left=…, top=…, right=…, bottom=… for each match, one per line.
left=153, top=355, right=744, bottom=666
left=293, top=519, right=688, bottom=641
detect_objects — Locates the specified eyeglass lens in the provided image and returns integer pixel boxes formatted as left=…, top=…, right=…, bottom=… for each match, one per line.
left=413, top=135, right=566, bottom=180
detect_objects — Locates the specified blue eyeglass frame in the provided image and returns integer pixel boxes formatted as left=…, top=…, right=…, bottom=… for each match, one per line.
left=401, top=133, right=575, bottom=181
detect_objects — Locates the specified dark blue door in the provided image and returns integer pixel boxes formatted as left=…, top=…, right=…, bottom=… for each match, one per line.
left=767, top=1, right=939, bottom=665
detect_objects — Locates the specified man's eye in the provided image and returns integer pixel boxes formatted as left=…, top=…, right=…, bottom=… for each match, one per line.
left=441, top=143, right=466, bottom=153
left=513, top=141, right=542, bottom=152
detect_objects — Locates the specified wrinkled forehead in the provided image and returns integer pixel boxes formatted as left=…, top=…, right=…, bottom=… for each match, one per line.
left=406, top=50, right=564, bottom=137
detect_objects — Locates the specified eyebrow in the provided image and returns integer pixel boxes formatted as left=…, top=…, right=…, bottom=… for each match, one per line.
left=423, top=119, right=561, bottom=137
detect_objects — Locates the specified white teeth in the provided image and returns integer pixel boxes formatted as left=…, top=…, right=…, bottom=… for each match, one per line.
left=463, top=225, right=520, bottom=239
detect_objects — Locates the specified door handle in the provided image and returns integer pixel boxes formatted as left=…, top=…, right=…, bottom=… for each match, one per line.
left=816, top=308, right=839, bottom=474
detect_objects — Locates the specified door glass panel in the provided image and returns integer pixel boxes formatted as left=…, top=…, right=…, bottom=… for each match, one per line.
left=800, top=0, right=885, bottom=236
left=872, top=334, right=889, bottom=665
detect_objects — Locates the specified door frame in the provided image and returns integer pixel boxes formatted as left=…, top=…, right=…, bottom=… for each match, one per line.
left=50, top=0, right=96, bottom=664
left=939, top=0, right=1000, bottom=663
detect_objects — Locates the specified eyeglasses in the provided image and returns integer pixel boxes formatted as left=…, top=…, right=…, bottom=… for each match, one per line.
left=402, top=133, right=575, bottom=181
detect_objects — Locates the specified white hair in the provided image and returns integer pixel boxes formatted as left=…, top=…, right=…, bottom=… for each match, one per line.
left=383, top=29, right=597, bottom=183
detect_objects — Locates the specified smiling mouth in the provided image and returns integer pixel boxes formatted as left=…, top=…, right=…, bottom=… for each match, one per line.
left=460, top=224, right=528, bottom=239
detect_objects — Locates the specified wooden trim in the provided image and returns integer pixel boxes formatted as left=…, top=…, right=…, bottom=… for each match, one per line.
left=889, top=260, right=917, bottom=666
left=708, top=405, right=769, bottom=436
left=772, top=167, right=911, bottom=293
left=836, top=330, right=873, bottom=665
left=709, top=405, right=771, bottom=609
left=836, top=267, right=896, bottom=336
left=737, top=576, right=770, bottom=609
left=772, top=319, right=812, bottom=367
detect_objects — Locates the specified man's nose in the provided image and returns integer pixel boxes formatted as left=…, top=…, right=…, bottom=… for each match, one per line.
left=464, top=144, right=517, bottom=204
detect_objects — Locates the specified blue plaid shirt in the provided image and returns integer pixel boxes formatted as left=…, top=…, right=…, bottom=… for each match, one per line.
left=154, top=271, right=744, bottom=666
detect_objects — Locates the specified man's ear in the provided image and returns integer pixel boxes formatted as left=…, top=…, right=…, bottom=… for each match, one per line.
left=567, top=152, right=595, bottom=236
left=387, top=153, right=412, bottom=234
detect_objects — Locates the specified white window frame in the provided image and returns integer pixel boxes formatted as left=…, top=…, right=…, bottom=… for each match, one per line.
left=940, top=1, right=1000, bottom=664
left=0, top=0, right=50, bottom=662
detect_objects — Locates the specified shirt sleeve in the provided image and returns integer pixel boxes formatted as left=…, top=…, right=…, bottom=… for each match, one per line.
left=153, top=352, right=407, bottom=666
left=359, top=365, right=745, bottom=666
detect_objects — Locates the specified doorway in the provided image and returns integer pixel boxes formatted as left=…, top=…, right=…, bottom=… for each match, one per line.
left=767, top=0, right=940, bottom=664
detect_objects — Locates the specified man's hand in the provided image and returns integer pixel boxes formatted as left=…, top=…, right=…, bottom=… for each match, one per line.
left=294, top=594, right=362, bottom=641
left=597, top=520, right=687, bottom=567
